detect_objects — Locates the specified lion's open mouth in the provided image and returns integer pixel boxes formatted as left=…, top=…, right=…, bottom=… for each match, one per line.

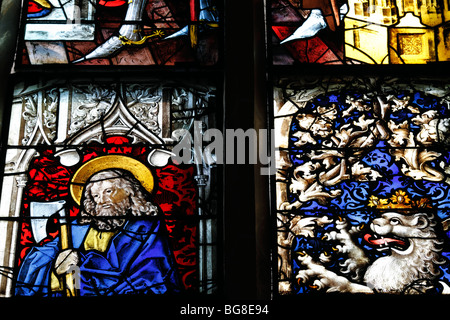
left=364, top=233, right=410, bottom=252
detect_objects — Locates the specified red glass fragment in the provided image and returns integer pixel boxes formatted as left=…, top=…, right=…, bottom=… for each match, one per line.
left=98, top=0, right=127, bottom=7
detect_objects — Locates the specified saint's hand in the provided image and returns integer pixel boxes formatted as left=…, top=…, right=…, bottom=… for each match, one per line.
left=54, top=249, right=79, bottom=275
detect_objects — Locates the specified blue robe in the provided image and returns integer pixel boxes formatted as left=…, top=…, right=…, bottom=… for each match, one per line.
left=15, top=217, right=180, bottom=296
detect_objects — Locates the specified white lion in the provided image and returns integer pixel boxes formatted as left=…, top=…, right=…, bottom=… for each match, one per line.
left=296, top=213, right=450, bottom=294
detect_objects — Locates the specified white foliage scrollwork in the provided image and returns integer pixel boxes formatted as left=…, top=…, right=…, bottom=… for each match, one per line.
left=126, top=84, right=161, bottom=134
left=43, top=88, right=58, bottom=141
left=171, top=87, right=215, bottom=131
left=69, top=85, right=116, bottom=134
left=22, top=94, right=38, bottom=145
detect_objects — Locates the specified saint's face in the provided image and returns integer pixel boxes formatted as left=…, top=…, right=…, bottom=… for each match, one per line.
left=89, top=179, right=130, bottom=210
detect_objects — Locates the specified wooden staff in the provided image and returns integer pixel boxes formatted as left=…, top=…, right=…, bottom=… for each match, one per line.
left=60, top=219, right=78, bottom=297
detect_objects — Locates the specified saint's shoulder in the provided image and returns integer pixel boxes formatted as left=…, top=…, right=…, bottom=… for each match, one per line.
left=124, top=216, right=161, bottom=234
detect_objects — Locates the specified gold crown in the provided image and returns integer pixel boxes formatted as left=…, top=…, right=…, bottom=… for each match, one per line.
left=368, top=190, right=432, bottom=210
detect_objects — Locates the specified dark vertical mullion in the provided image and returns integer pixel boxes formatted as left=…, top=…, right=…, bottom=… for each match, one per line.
left=223, top=0, right=257, bottom=299
left=253, top=0, right=271, bottom=300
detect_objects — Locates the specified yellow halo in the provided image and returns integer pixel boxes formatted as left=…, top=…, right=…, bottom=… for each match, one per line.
left=70, top=155, right=154, bottom=206
left=32, top=0, right=52, bottom=9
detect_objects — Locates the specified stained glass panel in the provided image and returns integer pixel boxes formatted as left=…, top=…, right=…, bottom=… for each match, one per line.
left=0, top=78, right=218, bottom=296
left=274, top=76, right=450, bottom=294
left=269, top=0, right=450, bottom=64
left=18, top=0, right=220, bottom=66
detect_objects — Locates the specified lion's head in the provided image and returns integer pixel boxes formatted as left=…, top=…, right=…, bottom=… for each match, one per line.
left=363, top=211, right=445, bottom=293
left=365, top=212, right=438, bottom=255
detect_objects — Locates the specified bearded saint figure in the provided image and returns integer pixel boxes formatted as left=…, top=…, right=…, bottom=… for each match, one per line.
left=16, top=169, right=180, bottom=296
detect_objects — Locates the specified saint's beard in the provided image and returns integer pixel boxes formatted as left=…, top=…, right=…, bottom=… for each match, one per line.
left=84, top=198, right=131, bottom=231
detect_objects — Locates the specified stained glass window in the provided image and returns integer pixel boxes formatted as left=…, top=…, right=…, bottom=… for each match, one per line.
left=11, top=0, right=450, bottom=304
left=274, top=75, right=450, bottom=294
left=270, top=0, right=450, bottom=64
left=0, top=78, right=218, bottom=297
left=19, top=0, right=220, bottom=65
left=0, top=0, right=221, bottom=299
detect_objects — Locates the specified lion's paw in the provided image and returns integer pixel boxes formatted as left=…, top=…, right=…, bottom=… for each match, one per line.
left=296, top=270, right=310, bottom=284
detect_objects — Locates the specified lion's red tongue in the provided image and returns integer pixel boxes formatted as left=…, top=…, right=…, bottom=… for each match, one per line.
left=364, top=234, right=406, bottom=246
